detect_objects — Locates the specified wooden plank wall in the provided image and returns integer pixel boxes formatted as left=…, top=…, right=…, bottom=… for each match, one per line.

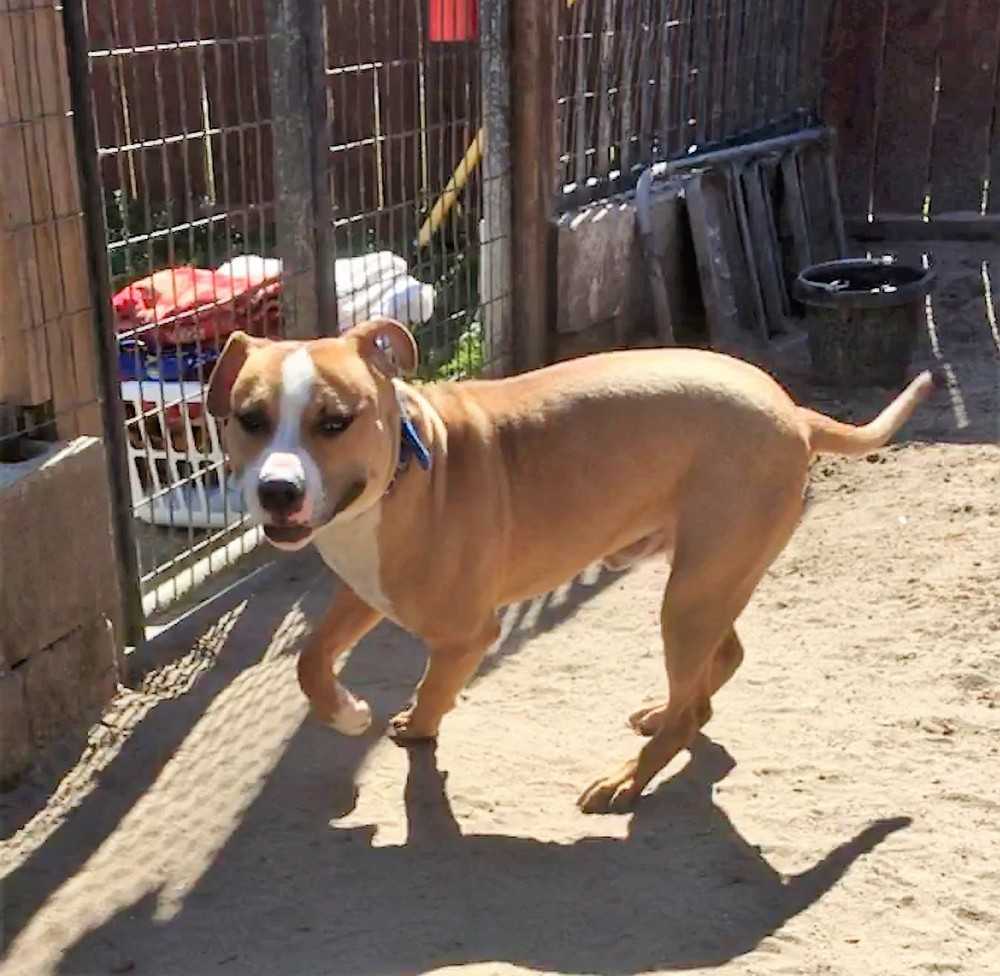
left=84, top=0, right=273, bottom=221
left=83, top=0, right=475, bottom=231
left=0, top=0, right=101, bottom=437
left=825, top=0, right=1000, bottom=219
left=324, top=0, right=476, bottom=246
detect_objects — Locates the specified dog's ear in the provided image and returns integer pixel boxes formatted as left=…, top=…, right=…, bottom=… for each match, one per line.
left=349, top=317, right=419, bottom=377
left=206, top=331, right=261, bottom=417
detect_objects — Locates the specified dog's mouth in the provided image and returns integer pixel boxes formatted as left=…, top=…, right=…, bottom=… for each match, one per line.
left=262, top=523, right=315, bottom=548
left=260, top=480, right=368, bottom=550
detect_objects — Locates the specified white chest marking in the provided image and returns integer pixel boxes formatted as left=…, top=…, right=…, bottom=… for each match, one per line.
left=313, top=502, right=393, bottom=618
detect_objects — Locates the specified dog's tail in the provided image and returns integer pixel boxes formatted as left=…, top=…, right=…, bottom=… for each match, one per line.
left=801, top=370, right=939, bottom=457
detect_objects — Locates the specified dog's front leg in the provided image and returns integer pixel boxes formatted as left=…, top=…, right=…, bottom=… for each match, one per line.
left=390, top=618, right=501, bottom=741
left=298, top=585, right=382, bottom=735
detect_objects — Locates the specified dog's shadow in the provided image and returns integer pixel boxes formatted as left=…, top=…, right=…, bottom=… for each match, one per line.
left=58, top=733, right=909, bottom=975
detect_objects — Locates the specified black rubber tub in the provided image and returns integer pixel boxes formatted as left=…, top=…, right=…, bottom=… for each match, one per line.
left=793, top=257, right=937, bottom=387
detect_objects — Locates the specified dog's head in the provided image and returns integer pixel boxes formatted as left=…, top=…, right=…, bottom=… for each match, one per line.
left=206, top=318, right=418, bottom=550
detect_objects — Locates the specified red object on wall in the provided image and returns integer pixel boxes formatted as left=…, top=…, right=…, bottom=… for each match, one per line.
left=428, top=0, right=477, bottom=42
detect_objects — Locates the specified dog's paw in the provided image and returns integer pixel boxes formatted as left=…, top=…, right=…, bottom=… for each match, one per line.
left=577, top=763, right=642, bottom=814
left=321, top=695, right=372, bottom=737
left=628, top=703, right=667, bottom=736
left=388, top=708, right=439, bottom=742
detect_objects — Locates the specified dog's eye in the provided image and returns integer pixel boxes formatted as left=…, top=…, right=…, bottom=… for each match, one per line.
left=317, top=414, right=353, bottom=437
left=236, top=409, right=269, bottom=435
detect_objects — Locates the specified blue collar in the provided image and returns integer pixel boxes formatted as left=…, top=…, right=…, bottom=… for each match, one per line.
left=386, top=386, right=432, bottom=493
left=398, top=391, right=432, bottom=471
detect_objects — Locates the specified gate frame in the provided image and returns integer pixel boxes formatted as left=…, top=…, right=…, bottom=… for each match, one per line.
left=61, top=0, right=520, bottom=634
left=62, top=0, right=144, bottom=646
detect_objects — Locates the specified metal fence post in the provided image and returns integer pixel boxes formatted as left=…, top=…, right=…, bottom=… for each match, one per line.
left=480, top=0, right=513, bottom=377
left=265, top=0, right=337, bottom=338
left=510, top=0, right=560, bottom=371
left=62, top=0, right=145, bottom=647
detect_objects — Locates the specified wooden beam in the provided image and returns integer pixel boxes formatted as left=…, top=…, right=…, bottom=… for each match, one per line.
left=510, top=0, right=559, bottom=370
left=740, top=159, right=788, bottom=332
left=931, top=0, right=999, bottom=214
left=847, top=214, right=1000, bottom=242
left=685, top=168, right=762, bottom=355
left=265, top=0, right=335, bottom=338
left=822, top=0, right=885, bottom=218
left=480, top=0, right=513, bottom=377
left=871, top=0, right=946, bottom=216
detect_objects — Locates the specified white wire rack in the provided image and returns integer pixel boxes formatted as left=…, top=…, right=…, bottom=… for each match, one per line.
left=121, top=380, right=244, bottom=529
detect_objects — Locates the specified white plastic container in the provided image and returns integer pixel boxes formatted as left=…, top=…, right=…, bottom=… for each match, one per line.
left=120, top=380, right=244, bottom=529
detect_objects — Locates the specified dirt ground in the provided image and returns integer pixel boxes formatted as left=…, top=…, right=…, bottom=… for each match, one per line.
left=2, top=242, right=998, bottom=976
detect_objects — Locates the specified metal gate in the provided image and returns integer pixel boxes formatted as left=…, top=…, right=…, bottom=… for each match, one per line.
left=69, top=0, right=512, bottom=620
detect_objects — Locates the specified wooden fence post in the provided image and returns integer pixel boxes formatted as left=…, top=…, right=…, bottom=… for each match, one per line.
left=479, top=0, right=513, bottom=377
left=509, top=0, right=560, bottom=371
left=803, top=0, right=837, bottom=112
left=265, top=0, right=336, bottom=338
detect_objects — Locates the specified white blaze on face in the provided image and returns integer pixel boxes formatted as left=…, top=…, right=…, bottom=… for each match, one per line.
left=245, top=346, right=325, bottom=534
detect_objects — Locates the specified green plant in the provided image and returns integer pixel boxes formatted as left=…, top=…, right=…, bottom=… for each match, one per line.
left=428, top=321, right=484, bottom=380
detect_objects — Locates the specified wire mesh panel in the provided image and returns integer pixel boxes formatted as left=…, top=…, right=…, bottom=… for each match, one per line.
left=826, top=0, right=1000, bottom=222
left=325, top=0, right=510, bottom=379
left=83, top=0, right=279, bottom=611
left=556, top=0, right=817, bottom=207
left=75, top=0, right=511, bottom=615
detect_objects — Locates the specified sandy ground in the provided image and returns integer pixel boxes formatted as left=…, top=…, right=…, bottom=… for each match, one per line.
left=2, top=241, right=998, bottom=976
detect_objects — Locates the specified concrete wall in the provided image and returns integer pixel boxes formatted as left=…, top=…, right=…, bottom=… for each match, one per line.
left=1, top=436, right=124, bottom=788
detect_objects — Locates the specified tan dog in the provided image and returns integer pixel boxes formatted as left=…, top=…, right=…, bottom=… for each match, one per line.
left=206, top=319, right=936, bottom=813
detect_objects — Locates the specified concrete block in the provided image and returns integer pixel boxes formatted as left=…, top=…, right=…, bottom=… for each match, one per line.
left=0, top=437, right=123, bottom=669
left=76, top=616, right=119, bottom=712
left=22, top=632, right=79, bottom=751
left=23, top=616, right=119, bottom=752
left=0, top=667, right=31, bottom=789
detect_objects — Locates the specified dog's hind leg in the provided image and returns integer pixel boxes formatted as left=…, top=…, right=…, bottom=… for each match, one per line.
left=579, top=483, right=803, bottom=814
left=579, top=577, right=747, bottom=814
left=629, top=628, right=745, bottom=736
left=390, top=617, right=501, bottom=741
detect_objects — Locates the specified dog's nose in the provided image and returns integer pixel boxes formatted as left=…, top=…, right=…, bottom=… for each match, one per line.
left=258, top=476, right=304, bottom=515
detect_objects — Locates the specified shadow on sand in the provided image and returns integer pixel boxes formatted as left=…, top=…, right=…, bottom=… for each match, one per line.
left=56, top=734, right=908, bottom=975
left=4, top=553, right=910, bottom=975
